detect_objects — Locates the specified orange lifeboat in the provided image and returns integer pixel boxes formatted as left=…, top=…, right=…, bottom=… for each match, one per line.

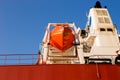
left=50, top=24, right=75, bottom=51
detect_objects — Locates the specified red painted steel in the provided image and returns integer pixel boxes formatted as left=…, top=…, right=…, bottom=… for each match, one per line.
left=0, top=64, right=120, bottom=80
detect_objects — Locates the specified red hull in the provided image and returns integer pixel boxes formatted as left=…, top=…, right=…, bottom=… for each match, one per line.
left=0, top=64, right=120, bottom=80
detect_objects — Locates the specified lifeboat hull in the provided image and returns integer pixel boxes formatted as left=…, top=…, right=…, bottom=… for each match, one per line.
left=50, top=24, right=75, bottom=51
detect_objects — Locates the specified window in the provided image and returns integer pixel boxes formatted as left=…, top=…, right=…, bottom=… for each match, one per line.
left=96, top=10, right=102, bottom=15
left=104, top=17, right=110, bottom=23
left=107, top=28, right=113, bottom=32
left=98, top=17, right=104, bottom=23
left=96, top=10, right=108, bottom=16
left=102, top=10, right=108, bottom=16
left=98, top=17, right=111, bottom=24
left=100, top=28, right=105, bottom=31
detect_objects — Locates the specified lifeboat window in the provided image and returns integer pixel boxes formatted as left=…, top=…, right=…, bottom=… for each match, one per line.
left=107, top=28, right=113, bottom=32
left=104, top=17, right=110, bottom=23
left=100, top=28, right=105, bottom=31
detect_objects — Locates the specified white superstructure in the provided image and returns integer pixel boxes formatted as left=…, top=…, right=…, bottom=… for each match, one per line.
left=79, top=1, right=120, bottom=64
left=38, top=1, right=120, bottom=64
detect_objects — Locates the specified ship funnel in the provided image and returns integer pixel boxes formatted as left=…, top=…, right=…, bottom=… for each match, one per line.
left=94, top=1, right=102, bottom=8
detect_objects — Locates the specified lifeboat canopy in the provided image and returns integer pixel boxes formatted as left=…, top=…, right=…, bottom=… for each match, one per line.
left=50, top=24, right=75, bottom=51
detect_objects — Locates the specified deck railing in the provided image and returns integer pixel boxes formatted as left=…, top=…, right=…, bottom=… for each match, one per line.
left=0, top=54, right=39, bottom=65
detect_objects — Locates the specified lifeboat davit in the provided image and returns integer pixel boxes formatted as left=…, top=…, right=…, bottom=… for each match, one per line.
left=50, top=24, right=75, bottom=51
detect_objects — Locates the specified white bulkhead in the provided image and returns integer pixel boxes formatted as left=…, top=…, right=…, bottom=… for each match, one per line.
left=87, top=8, right=119, bottom=54
left=82, top=2, right=120, bottom=64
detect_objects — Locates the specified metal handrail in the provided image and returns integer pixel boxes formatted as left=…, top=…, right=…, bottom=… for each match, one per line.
left=0, top=54, right=39, bottom=65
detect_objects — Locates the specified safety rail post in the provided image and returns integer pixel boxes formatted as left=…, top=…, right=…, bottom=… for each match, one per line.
left=18, top=55, right=20, bottom=65
left=4, top=56, right=7, bottom=65
left=32, top=54, right=34, bottom=65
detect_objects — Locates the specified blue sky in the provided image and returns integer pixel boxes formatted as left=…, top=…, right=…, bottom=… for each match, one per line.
left=0, top=0, right=120, bottom=54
